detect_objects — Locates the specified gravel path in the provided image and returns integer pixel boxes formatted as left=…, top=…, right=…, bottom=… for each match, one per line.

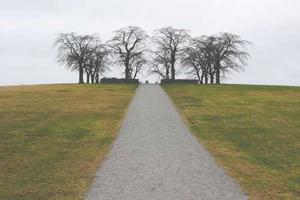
left=86, top=84, right=247, bottom=200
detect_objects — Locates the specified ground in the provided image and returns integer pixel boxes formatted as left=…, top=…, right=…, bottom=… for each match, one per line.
left=1, top=83, right=299, bottom=200
left=87, top=85, right=246, bottom=200
left=163, top=84, right=300, bottom=200
left=0, top=84, right=137, bottom=200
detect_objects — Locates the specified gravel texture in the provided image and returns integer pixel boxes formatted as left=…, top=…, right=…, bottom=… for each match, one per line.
left=86, top=84, right=247, bottom=200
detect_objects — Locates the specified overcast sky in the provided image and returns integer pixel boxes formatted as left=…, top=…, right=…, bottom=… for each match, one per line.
left=1, top=0, right=299, bottom=86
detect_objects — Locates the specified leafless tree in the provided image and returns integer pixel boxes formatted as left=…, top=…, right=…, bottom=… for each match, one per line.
left=152, top=27, right=190, bottom=80
left=212, top=33, right=250, bottom=84
left=181, top=36, right=214, bottom=84
left=85, top=43, right=110, bottom=84
left=54, top=29, right=249, bottom=84
left=198, top=36, right=217, bottom=84
left=148, top=47, right=171, bottom=80
left=54, top=33, right=98, bottom=84
left=128, top=54, right=147, bottom=79
left=182, top=33, right=250, bottom=84
left=108, top=26, right=148, bottom=79
left=181, top=45, right=203, bottom=83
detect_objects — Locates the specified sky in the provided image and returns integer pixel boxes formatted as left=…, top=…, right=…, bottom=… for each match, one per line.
left=0, top=0, right=300, bottom=86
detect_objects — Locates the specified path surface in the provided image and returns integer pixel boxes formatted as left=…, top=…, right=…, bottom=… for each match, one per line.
left=86, top=85, right=247, bottom=200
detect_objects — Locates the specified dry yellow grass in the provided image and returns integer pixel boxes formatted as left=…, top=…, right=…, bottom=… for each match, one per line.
left=164, top=84, right=300, bottom=200
left=0, top=84, right=137, bottom=200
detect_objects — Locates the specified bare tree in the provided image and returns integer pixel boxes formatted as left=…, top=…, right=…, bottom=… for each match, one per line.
left=212, top=33, right=250, bottom=84
left=85, top=43, right=110, bottom=84
left=108, top=26, right=148, bottom=79
left=182, top=33, right=250, bottom=84
left=129, top=54, right=147, bottom=79
left=152, top=27, right=190, bottom=80
left=54, top=33, right=98, bottom=84
left=148, top=47, right=171, bottom=80
left=54, top=29, right=249, bottom=84
left=200, top=36, right=217, bottom=84
left=181, top=44, right=203, bottom=83
left=181, top=36, right=214, bottom=84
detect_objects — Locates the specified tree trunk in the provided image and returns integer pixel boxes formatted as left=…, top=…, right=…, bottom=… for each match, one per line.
left=210, top=74, right=214, bottom=84
left=96, top=74, right=99, bottom=83
left=171, top=67, right=175, bottom=80
left=204, top=72, right=208, bottom=84
left=215, top=63, right=221, bottom=84
left=165, top=67, right=169, bottom=80
left=79, top=67, right=84, bottom=84
left=125, top=57, right=130, bottom=79
left=86, top=73, right=90, bottom=84
left=200, top=72, right=204, bottom=84
left=170, top=53, right=176, bottom=80
left=216, top=69, right=221, bottom=84
left=125, top=67, right=130, bottom=79
left=197, top=72, right=202, bottom=84
left=91, top=75, right=95, bottom=84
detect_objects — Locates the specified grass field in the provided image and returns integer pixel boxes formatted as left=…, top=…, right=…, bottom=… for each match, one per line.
left=163, top=84, right=300, bottom=200
left=0, top=84, right=137, bottom=200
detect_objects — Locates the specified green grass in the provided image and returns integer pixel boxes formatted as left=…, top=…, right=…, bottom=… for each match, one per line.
left=0, top=84, right=137, bottom=200
left=163, top=84, right=300, bottom=200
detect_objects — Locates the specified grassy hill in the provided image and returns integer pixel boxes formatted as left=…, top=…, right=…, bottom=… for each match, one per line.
left=163, top=84, right=300, bottom=200
left=0, top=84, right=137, bottom=200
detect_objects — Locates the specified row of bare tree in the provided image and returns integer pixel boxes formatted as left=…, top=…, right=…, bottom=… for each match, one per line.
left=181, top=33, right=250, bottom=84
left=54, top=26, right=250, bottom=84
left=54, top=33, right=109, bottom=84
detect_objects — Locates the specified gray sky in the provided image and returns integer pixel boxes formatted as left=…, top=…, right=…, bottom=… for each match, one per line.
left=1, top=0, right=300, bottom=86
